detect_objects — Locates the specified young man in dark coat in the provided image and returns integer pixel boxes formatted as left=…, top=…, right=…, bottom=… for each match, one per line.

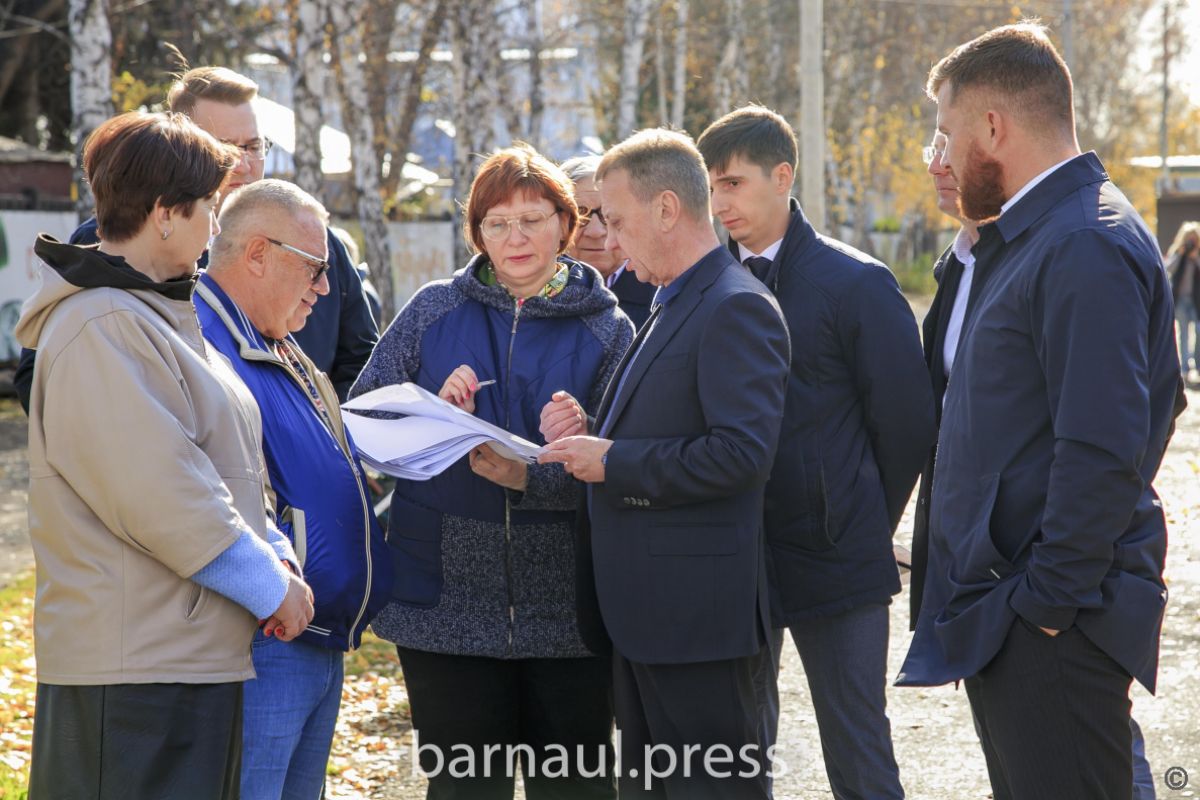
left=697, top=105, right=935, bottom=800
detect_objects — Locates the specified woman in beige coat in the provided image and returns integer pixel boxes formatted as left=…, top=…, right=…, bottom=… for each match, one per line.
left=17, top=111, right=314, bottom=800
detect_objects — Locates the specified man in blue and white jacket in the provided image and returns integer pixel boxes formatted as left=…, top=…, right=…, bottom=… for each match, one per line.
left=197, top=179, right=393, bottom=799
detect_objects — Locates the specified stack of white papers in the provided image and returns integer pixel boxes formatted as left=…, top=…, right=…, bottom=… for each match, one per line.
left=341, top=382, right=545, bottom=481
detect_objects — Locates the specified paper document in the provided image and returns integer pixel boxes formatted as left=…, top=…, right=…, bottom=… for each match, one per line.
left=341, top=383, right=545, bottom=480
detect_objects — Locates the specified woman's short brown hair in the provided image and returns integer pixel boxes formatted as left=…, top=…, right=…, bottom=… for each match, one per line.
left=84, top=111, right=239, bottom=242
left=464, top=143, right=579, bottom=256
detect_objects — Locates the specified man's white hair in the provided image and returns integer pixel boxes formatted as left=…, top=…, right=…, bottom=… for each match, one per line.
left=210, top=179, right=329, bottom=267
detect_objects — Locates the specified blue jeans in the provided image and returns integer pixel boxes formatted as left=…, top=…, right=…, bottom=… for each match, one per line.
left=755, top=604, right=903, bottom=800
left=1177, top=297, right=1198, bottom=372
left=1130, top=717, right=1155, bottom=800
left=241, top=634, right=344, bottom=800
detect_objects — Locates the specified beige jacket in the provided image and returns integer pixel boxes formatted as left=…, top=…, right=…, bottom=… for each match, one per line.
left=17, top=238, right=279, bottom=685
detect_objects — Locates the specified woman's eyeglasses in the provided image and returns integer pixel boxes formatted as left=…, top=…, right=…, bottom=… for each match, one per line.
left=479, top=210, right=557, bottom=241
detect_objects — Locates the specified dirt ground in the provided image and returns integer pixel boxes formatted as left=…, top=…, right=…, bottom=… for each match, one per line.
left=1, top=386, right=1198, bottom=799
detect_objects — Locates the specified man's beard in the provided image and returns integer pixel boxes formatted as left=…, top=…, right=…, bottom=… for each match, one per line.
left=956, top=140, right=1006, bottom=222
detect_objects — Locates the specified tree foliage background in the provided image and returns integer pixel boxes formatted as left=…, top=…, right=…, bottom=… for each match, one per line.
left=2, top=0, right=1197, bottom=279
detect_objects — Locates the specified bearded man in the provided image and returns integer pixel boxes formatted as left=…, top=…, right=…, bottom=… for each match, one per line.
left=897, top=22, right=1185, bottom=800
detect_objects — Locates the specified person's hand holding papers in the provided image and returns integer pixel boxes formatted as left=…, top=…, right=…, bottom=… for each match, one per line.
left=470, top=445, right=528, bottom=491
left=341, top=383, right=544, bottom=481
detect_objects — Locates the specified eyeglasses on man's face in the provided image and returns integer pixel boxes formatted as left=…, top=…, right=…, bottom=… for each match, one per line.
left=479, top=210, right=558, bottom=241
left=266, top=237, right=330, bottom=284
left=922, top=134, right=949, bottom=166
left=577, top=206, right=607, bottom=229
left=226, top=137, right=274, bottom=162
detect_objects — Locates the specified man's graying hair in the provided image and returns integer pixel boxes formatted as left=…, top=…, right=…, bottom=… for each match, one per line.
left=560, top=155, right=602, bottom=184
left=596, top=129, right=711, bottom=222
left=927, top=22, right=1074, bottom=136
left=210, top=180, right=328, bottom=266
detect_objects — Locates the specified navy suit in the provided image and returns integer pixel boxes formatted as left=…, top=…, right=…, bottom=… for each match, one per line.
left=899, top=153, right=1186, bottom=799
left=583, top=245, right=789, bottom=798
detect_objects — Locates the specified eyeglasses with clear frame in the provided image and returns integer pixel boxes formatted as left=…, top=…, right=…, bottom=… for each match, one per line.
left=577, top=206, right=607, bottom=229
left=479, top=210, right=558, bottom=241
left=922, top=134, right=949, bottom=166
left=266, top=237, right=330, bottom=284
left=226, top=137, right=274, bottom=162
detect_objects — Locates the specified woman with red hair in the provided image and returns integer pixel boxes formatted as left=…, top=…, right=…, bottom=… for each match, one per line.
left=351, top=143, right=632, bottom=799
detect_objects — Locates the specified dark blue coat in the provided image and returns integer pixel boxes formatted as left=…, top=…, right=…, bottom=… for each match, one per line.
left=743, top=203, right=935, bottom=623
left=910, top=244, right=965, bottom=629
left=194, top=273, right=393, bottom=651
left=898, top=153, right=1186, bottom=693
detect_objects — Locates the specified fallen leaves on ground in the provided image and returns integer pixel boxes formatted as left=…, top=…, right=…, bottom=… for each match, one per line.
left=0, top=573, right=36, bottom=796
left=326, top=635, right=416, bottom=799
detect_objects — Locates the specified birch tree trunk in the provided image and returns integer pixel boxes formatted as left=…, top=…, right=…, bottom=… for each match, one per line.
left=526, top=0, right=545, bottom=148
left=385, top=0, right=448, bottom=200
left=615, top=0, right=654, bottom=138
left=451, top=0, right=503, bottom=268
left=654, top=14, right=668, bottom=125
left=799, top=0, right=826, bottom=230
left=330, top=0, right=396, bottom=324
left=767, top=3, right=786, bottom=110
left=291, top=0, right=327, bottom=199
left=670, top=0, right=688, bottom=129
left=69, top=0, right=112, bottom=222
left=714, top=0, right=746, bottom=114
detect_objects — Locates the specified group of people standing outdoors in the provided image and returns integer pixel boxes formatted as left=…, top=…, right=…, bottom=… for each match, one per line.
left=18, top=19, right=1185, bottom=800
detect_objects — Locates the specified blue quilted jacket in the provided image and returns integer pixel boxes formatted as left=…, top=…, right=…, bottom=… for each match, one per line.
left=350, top=255, right=633, bottom=658
left=195, top=273, right=393, bottom=651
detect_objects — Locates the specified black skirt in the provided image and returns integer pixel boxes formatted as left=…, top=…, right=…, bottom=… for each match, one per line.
left=29, top=681, right=243, bottom=800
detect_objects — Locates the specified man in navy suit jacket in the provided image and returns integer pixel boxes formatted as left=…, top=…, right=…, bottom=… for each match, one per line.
left=899, top=23, right=1186, bottom=800
left=540, top=129, right=790, bottom=799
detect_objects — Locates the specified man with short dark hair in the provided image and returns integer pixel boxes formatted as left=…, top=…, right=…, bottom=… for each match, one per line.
left=540, top=128, right=791, bottom=799
left=899, top=23, right=1185, bottom=799
left=14, top=66, right=378, bottom=407
left=697, top=105, right=934, bottom=800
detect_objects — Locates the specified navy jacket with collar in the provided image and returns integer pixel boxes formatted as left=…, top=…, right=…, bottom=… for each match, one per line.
left=193, top=273, right=393, bottom=651
left=738, top=202, right=935, bottom=623
left=909, top=244, right=965, bottom=629
left=898, top=153, right=1186, bottom=692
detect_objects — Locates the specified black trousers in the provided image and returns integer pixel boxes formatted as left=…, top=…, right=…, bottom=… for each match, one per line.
left=397, top=647, right=616, bottom=800
left=29, top=681, right=243, bottom=800
left=612, top=649, right=770, bottom=800
left=964, top=617, right=1134, bottom=800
